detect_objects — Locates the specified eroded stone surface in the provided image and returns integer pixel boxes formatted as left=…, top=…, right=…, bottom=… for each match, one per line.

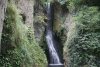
left=0, top=0, right=7, bottom=50
left=15, top=0, right=34, bottom=27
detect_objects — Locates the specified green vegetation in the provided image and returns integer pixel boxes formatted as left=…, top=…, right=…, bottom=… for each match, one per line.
left=0, top=2, right=47, bottom=67
left=64, top=0, right=100, bottom=67
left=1, top=0, right=100, bottom=67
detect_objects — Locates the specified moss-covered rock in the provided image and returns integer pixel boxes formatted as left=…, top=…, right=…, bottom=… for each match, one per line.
left=0, top=1, right=47, bottom=67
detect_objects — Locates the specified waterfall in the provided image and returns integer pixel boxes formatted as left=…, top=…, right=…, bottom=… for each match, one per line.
left=46, top=31, right=61, bottom=64
left=45, top=2, right=61, bottom=64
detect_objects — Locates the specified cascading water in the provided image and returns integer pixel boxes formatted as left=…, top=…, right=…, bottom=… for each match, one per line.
left=45, top=3, right=63, bottom=67
left=46, top=30, right=61, bottom=64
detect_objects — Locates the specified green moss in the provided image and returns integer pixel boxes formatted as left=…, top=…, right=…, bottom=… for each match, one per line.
left=1, top=2, right=47, bottom=67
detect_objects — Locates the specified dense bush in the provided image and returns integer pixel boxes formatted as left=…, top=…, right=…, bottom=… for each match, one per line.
left=64, top=2, right=100, bottom=67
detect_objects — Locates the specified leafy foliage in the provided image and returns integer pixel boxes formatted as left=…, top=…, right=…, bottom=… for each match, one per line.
left=65, top=4, right=100, bottom=67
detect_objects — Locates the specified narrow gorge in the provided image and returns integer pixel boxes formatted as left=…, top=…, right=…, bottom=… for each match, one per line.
left=0, top=0, right=100, bottom=67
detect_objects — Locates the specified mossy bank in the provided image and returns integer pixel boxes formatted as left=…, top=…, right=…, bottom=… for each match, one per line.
left=0, top=1, right=47, bottom=67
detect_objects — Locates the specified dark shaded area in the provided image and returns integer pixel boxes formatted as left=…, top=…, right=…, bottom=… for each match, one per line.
left=1, top=19, right=15, bottom=54
left=61, top=2, right=69, bottom=16
left=83, top=0, right=100, bottom=6
left=53, top=34, right=64, bottom=63
left=45, top=3, right=54, bottom=31
left=20, top=13, right=26, bottom=24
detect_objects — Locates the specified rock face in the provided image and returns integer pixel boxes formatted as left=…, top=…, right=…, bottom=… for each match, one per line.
left=34, top=0, right=46, bottom=42
left=63, top=14, right=73, bottom=67
left=0, top=0, right=7, bottom=51
left=15, top=0, right=34, bottom=28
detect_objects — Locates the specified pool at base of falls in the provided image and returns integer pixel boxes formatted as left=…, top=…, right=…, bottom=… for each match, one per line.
left=48, top=64, right=64, bottom=67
